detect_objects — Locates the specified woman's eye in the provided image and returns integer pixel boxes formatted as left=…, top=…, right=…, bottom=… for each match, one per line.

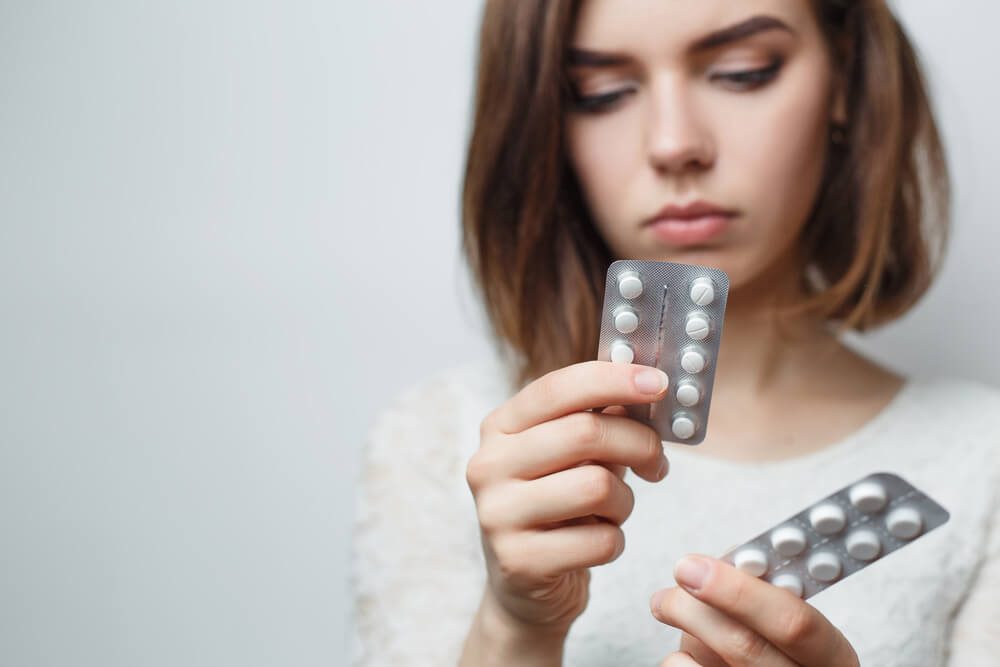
left=711, top=60, right=783, bottom=90
left=570, top=88, right=634, bottom=114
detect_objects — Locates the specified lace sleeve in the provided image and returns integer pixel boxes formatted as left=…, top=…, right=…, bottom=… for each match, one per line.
left=349, top=376, right=487, bottom=666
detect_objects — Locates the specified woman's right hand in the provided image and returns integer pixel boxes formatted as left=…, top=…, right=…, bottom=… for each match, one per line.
left=465, top=360, right=672, bottom=638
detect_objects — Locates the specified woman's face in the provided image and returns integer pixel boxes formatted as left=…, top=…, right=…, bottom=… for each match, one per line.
left=564, top=0, right=846, bottom=290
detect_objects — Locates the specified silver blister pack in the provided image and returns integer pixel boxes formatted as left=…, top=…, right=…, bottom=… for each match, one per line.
left=596, top=260, right=730, bottom=445
left=721, top=472, right=950, bottom=599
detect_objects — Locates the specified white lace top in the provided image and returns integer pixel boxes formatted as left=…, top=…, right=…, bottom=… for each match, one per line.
left=350, top=357, right=1000, bottom=666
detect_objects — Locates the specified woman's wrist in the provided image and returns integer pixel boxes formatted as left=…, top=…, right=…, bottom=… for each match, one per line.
left=459, top=589, right=570, bottom=667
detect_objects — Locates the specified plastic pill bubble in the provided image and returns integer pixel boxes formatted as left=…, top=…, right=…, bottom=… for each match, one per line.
left=770, top=573, right=804, bottom=598
left=680, top=349, right=706, bottom=374
left=770, top=525, right=807, bottom=558
left=690, top=277, right=715, bottom=306
left=617, top=272, right=643, bottom=299
left=846, top=529, right=881, bottom=561
left=849, top=481, right=888, bottom=513
left=685, top=313, right=710, bottom=341
left=807, top=552, right=842, bottom=583
left=809, top=503, right=846, bottom=535
left=613, top=307, right=639, bottom=334
left=609, top=341, right=635, bottom=364
left=886, top=506, right=924, bottom=539
left=734, top=548, right=769, bottom=577
left=671, top=415, right=696, bottom=440
left=676, top=382, right=700, bottom=407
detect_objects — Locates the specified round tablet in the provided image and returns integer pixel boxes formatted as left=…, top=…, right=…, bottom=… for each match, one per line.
left=846, top=529, right=881, bottom=561
left=676, top=382, right=701, bottom=407
left=680, top=349, right=706, bottom=374
left=671, top=415, right=696, bottom=440
left=609, top=341, right=635, bottom=364
left=849, top=481, right=888, bottom=513
left=685, top=313, right=710, bottom=341
left=770, top=573, right=804, bottom=598
left=770, top=525, right=807, bottom=558
left=733, top=548, right=769, bottom=577
left=690, top=277, right=715, bottom=306
left=613, top=307, right=639, bottom=334
left=809, top=503, right=847, bottom=535
left=886, top=506, right=923, bottom=540
left=618, top=272, right=643, bottom=299
left=807, top=552, right=842, bottom=583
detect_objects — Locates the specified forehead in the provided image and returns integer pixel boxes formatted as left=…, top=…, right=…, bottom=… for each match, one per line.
left=571, top=0, right=816, bottom=54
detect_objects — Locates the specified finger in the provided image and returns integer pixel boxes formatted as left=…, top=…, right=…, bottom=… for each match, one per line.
left=506, top=411, right=668, bottom=482
left=487, top=361, right=669, bottom=434
left=671, top=555, right=859, bottom=666
left=651, top=587, right=796, bottom=667
left=600, top=407, right=630, bottom=480
left=659, top=652, right=703, bottom=667
left=477, top=465, right=635, bottom=528
left=492, top=521, right=625, bottom=580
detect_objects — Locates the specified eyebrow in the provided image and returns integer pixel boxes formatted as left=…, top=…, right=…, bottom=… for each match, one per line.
left=566, top=14, right=794, bottom=68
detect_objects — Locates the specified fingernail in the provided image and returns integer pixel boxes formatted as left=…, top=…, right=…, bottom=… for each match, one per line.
left=649, top=589, right=666, bottom=617
left=656, top=455, right=669, bottom=480
left=675, top=555, right=710, bottom=591
left=635, top=368, right=669, bottom=394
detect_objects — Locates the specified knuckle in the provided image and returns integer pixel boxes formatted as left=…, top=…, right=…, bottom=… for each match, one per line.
left=579, top=465, right=616, bottom=505
left=728, top=626, right=769, bottom=662
left=479, top=410, right=499, bottom=440
left=777, top=603, right=818, bottom=645
left=492, top=537, right=532, bottom=582
left=465, top=448, right=498, bottom=492
left=567, top=411, right=604, bottom=448
left=592, top=524, right=625, bottom=562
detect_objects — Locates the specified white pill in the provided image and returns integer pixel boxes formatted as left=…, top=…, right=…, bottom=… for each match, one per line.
left=690, top=277, right=715, bottom=306
left=886, top=506, right=923, bottom=539
left=676, top=382, right=701, bottom=407
left=770, top=573, right=804, bottom=598
left=849, top=481, right=888, bottom=513
left=734, top=548, right=769, bottom=577
left=846, top=529, right=881, bottom=561
left=807, top=552, right=842, bottom=583
left=613, top=307, right=639, bottom=334
left=770, top=525, right=807, bottom=558
left=809, top=503, right=847, bottom=535
left=671, top=415, right=696, bottom=440
left=685, top=313, right=711, bottom=341
left=609, top=341, right=635, bottom=364
left=618, top=272, right=643, bottom=299
left=680, top=349, right=706, bottom=374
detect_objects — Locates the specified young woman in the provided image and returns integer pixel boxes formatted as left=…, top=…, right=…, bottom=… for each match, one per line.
left=352, top=1, right=1000, bottom=665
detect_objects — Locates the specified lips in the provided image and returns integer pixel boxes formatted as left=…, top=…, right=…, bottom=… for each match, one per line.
left=644, top=200, right=736, bottom=246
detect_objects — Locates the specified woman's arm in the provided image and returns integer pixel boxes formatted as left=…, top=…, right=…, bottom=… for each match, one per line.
left=458, top=589, right=567, bottom=667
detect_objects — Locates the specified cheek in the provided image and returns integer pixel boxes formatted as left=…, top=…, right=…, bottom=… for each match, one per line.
left=722, top=69, right=831, bottom=238
left=565, top=110, right=643, bottom=225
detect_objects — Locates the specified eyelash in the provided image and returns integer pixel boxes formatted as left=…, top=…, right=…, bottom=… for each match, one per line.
left=570, top=60, right=783, bottom=114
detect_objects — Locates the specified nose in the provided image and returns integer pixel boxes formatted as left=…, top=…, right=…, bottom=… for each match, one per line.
left=645, top=76, right=715, bottom=174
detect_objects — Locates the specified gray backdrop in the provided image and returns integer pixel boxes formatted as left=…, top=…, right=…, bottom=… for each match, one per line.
left=1, top=1, right=997, bottom=665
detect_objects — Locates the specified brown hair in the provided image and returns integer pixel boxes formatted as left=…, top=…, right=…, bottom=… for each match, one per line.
left=461, top=0, right=950, bottom=388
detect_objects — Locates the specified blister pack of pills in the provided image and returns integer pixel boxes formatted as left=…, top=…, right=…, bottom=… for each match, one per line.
left=596, top=260, right=730, bottom=445
left=721, top=472, right=950, bottom=599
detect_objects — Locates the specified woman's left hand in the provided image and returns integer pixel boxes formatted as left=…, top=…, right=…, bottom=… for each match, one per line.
left=649, top=555, right=860, bottom=666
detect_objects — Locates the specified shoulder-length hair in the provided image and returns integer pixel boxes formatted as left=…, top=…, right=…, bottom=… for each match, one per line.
left=461, top=0, right=950, bottom=388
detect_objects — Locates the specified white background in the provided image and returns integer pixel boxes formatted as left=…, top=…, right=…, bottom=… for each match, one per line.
left=1, top=1, right=997, bottom=665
